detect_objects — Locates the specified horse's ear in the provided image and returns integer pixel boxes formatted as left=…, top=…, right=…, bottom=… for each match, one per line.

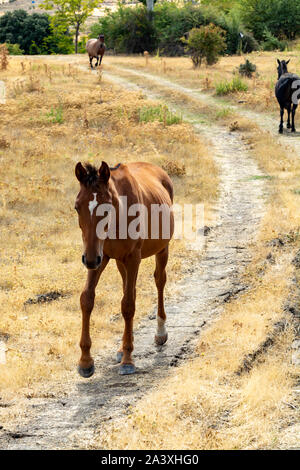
left=277, top=59, right=281, bottom=66
left=99, top=161, right=110, bottom=184
left=286, top=59, right=290, bottom=65
left=75, top=162, right=87, bottom=183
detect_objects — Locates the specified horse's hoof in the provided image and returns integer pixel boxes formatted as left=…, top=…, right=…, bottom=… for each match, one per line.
left=155, top=333, right=168, bottom=345
left=287, top=124, right=291, bottom=129
left=279, top=129, right=283, bottom=134
left=292, top=128, right=296, bottom=133
left=77, top=364, right=95, bottom=378
left=116, top=351, right=123, bottom=363
left=119, top=363, right=136, bottom=375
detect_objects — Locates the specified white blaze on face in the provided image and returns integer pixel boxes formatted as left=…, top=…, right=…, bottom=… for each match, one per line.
left=89, top=193, right=98, bottom=218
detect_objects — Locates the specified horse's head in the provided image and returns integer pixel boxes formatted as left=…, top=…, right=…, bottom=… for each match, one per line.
left=98, top=34, right=105, bottom=43
left=277, top=59, right=290, bottom=79
left=75, top=161, right=112, bottom=270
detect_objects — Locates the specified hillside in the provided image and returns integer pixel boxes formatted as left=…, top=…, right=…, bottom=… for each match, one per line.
left=0, top=0, right=137, bottom=30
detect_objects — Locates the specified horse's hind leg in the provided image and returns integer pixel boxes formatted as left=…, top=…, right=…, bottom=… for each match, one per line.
left=78, top=256, right=109, bottom=378
left=279, top=107, right=284, bottom=134
left=292, top=104, right=297, bottom=132
left=89, top=56, right=93, bottom=69
left=287, top=104, right=291, bottom=129
left=119, top=251, right=141, bottom=375
left=154, top=246, right=169, bottom=346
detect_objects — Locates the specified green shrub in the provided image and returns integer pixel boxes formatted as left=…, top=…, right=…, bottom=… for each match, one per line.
left=183, top=24, right=226, bottom=68
left=46, top=104, right=64, bottom=124
left=90, top=5, right=156, bottom=54
left=215, top=76, right=248, bottom=95
left=139, top=105, right=182, bottom=125
left=91, top=2, right=247, bottom=56
left=5, top=43, right=24, bottom=55
left=261, top=30, right=287, bottom=51
left=239, top=59, right=256, bottom=78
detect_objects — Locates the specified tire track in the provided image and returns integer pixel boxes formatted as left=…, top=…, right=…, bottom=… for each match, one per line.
left=1, top=62, right=265, bottom=449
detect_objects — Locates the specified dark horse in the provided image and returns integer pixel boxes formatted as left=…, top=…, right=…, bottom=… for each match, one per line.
left=75, top=161, right=174, bottom=376
left=275, top=59, right=300, bottom=133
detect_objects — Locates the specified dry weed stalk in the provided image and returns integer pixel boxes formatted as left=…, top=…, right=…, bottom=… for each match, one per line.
left=0, top=44, right=9, bottom=71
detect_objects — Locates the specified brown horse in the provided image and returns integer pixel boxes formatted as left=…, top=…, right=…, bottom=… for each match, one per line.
left=75, top=161, right=174, bottom=376
left=86, top=34, right=106, bottom=69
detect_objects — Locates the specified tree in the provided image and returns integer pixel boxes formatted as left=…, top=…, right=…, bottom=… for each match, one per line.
left=183, top=24, right=226, bottom=68
left=41, top=0, right=101, bottom=53
left=0, top=10, right=50, bottom=54
left=240, top=0, right=300, bottom=41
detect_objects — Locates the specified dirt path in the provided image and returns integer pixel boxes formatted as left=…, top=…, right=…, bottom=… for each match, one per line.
left=1, top=62, right=266, bottom=449
left=106, top=64, right=300, bottom=156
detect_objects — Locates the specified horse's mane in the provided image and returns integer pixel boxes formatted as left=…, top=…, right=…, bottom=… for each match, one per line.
left=82, top=162, right=121, bottom=187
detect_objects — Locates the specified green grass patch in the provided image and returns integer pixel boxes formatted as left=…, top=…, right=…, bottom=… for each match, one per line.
left=215, top=76, right=248, bottom=96
left=139, top=105, right=182, bottom=125
left=46, top=104, right=64, bottom=124
left=247, top=175, right=274, bottom=181
left=215, top=107, right=232, bottom=120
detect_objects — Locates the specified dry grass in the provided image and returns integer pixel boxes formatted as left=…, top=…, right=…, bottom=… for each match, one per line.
left=104, top=51, right=300, bottom=114
left=92, top=258, right=296, bottom=450
left=0, top=58, right=218, bottom=400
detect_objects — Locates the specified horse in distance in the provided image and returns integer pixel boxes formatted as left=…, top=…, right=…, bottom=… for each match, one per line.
left=275, top=59, right=300, bottom=133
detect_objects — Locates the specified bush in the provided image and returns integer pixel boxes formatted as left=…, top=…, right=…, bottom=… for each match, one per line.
left=241, top=32, right=259, bottom=53
left=91, top=2, right=245, bottom=56
left=5, top=43, right=24, bottom=55
left=215, top=76, right=248, bottom=95
left=90, top=5, right=156, bottom=54
left=0, top=10, right=50, bottom=54
left=183, top=24, right=226, bottom=68
left=154, top=2, right=222, bottom=56
left=239, top=59, right=256, bottom=77
left=261, top=30, right=287, bottom=51
left=240, top=0, right=300, bottom=41
left=139, top=104, right=182, bottom=125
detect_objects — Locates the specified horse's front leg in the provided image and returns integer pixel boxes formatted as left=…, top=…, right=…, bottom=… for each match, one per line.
left=78, top=256, right=109, bottom=378
left=95, top=56, right=99, bottom=67
left=89, top=56, right=93, bottom=69
left=119, top=251, right=141, bottom=375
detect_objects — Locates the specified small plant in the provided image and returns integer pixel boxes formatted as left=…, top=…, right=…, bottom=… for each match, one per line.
left=0, top=137, right=10, bottom=149
left=46, top=104, right=64, bottom=124
left=0, top=44, right=9, bottom=71
left=229, top=121, right=239, bottom=132
left=139, top=105, right=182, bottom=125
left=215, top=107, right=232, bottom=120
left=162, top=160, right=186, bottom=177
left=239, top=59, right=256, bottom=78
left=215, top=76, right=248, bottom=96
left=182, top=24, right=226, bottom=68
